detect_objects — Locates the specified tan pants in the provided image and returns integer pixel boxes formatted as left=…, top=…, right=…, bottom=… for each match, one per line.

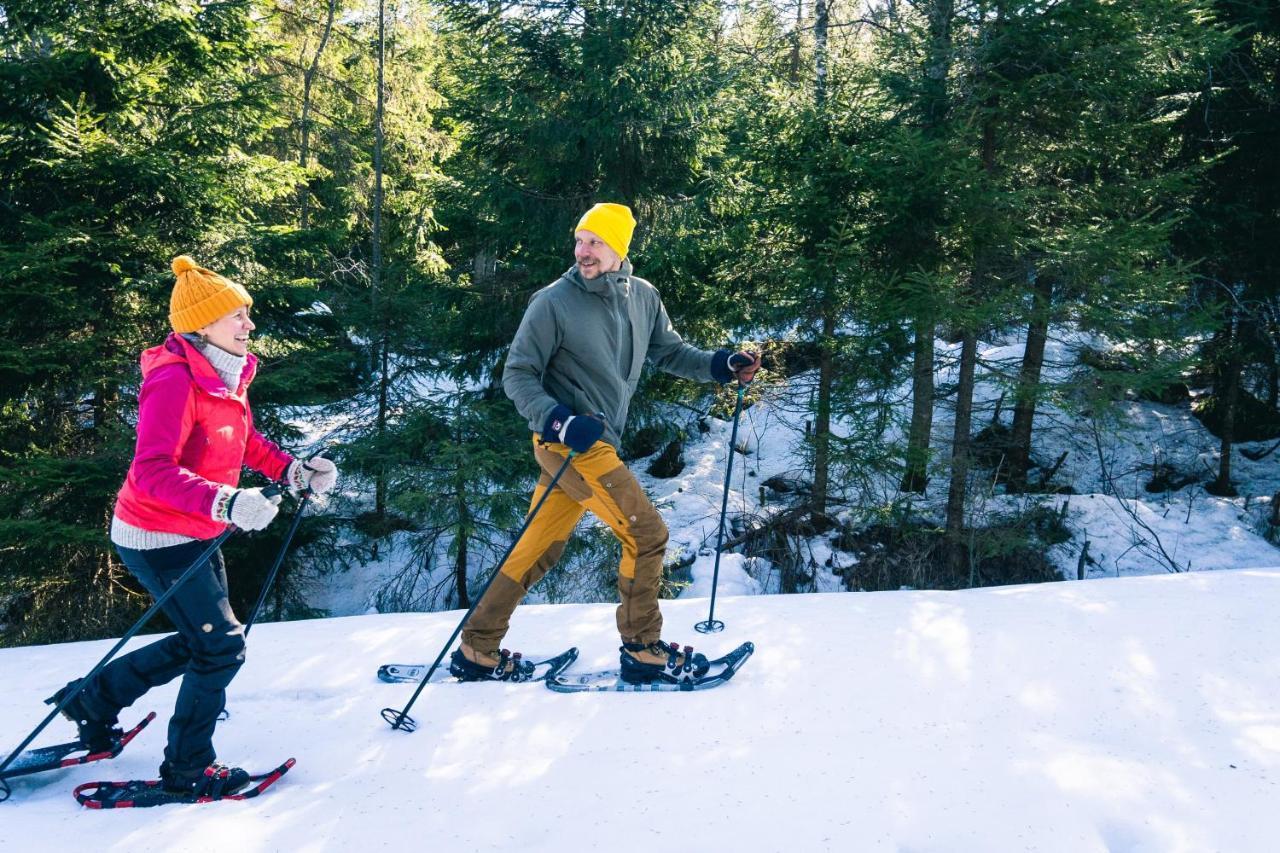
left=461, top=436, right=669, bottom=655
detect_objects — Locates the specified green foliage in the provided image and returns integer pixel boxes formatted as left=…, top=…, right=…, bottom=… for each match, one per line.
left=836, top=500, right=1068, bottom=592
left=4, top=0, right=1277, bottom=641
left=1194, top=389, right=1280, bottom=442
left=1175, top=0, right=1280, bottom=429
left=434, top=0, right=733, bottom=358
left=0, top=0, right=308, bottom=645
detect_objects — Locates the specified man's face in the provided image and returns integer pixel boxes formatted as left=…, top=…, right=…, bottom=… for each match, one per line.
left=574, top=229, right=622, bottom=280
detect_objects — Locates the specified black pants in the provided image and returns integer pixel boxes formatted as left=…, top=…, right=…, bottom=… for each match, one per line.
left=78, top=540, right=246, bottom=773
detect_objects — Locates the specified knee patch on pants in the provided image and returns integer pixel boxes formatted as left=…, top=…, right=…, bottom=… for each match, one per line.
left=598, top=469, right=668, bottom=576
left=188, top=630, right=246, bottom=677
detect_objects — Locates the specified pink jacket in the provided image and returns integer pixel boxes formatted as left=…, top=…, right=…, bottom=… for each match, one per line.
left=113, top=334, right=294, bottom=539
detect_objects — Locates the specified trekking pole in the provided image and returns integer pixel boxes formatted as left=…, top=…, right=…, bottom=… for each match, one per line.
left=217, top=489, right=312, bottom=722
left=244, top=489, right=311, bottom=637
left=696, top=383, right=748, bottom=634
left=382, top=452, right=577, bottom=733
left=0, top=484, right=281, bottom=787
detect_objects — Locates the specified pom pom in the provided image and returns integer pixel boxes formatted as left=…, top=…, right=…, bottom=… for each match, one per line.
left=171, top=255, right=198, bottom=276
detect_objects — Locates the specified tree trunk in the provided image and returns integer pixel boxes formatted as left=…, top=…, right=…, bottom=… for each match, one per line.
left=946, top=98, right=999, bottom=575
left=807, top=0, right=833, bottom=516
left=1269, top=355, right=1278, bottom=410
left=945, top=327, right=979, bottom=574
left=454, top=501, right=470, bottom=609
left=900, top=320, right=935, bottom=492
left=788, top=1, right=803, bottom=84
left=814, top=0, right=829, bottom=111
left=1211, top=359, right=1238, bottom=496
left=1006, top=275, right=1052, bottom=492
left=900, top=0, right=953, bottom=494
left=812, top=312, right=835, bottom=515
left=372, top=0, right=388, bottom=518
left=1209, top=312, right=1240, bottom=497
left=923, top=0, right=954, bottom=126
left=298, top=0, right=338, bottom=229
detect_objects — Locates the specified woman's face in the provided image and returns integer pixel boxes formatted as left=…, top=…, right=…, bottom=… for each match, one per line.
left=198, top=305, right=255, bottom=356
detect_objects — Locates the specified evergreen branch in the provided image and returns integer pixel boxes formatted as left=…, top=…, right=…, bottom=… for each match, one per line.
left=264, top=1, right=370, bottom=49
left=265, top=55, right=374, bottom=107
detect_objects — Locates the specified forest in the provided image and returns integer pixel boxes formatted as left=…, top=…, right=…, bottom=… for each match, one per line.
left=1, top=0, right=1277, bottom=646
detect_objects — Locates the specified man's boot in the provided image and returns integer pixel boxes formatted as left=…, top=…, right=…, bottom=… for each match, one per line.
left=449, top=644, right=536, bottom=682
left=619, top=640, right=709, bottom=685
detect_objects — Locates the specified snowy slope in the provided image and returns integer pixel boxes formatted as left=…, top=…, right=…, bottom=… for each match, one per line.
left=3, top=570, right=1279, bottom=852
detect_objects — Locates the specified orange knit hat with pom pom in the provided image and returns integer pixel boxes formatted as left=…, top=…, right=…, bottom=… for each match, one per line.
left=168, top=256, right=253, bottom=333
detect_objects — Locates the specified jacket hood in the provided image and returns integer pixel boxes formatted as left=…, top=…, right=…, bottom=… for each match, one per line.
left=140, top=333, right=258, bottom=397
left=566, top=260, right=633, bottom=295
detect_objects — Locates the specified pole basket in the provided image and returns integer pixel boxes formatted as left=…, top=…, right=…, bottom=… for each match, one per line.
left=381, top=708, right=417, bottom=732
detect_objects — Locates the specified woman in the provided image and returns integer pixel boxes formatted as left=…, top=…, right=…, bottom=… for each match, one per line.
left=46, top=256, right=337, bottom=797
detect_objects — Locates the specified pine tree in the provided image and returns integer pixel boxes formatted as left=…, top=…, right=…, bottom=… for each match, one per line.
left=0, top=0, right=302, bottom=643
left=401, top=0, right=733, bottom=604
left=713, top=3, right=913, bottom=521
left=846, top=0, right=1213, bottom=573
left=1176, top=0, right=1280, bottom=497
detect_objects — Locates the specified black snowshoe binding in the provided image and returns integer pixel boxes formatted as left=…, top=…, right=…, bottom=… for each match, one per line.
left=45, top=680, right=123, bottom=754
left=161, top=761, right=252, bottom=799
left=619, top=640, right=710, bottom=686
left=449, top=647, right=537, bottom=682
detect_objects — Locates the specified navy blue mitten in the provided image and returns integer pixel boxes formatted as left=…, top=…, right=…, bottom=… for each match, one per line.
left=542, top=405, right=605, bottom=453
left=712, top=349, right=762, bottom=384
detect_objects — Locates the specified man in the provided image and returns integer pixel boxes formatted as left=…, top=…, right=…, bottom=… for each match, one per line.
left=453, top=202, right=760, bottom=685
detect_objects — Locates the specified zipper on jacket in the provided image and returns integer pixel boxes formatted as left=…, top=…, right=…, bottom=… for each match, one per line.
left=612, top=276, right=628, bottom=418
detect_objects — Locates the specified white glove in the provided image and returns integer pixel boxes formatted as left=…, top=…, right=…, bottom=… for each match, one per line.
left=212, top=486, right=282, bottom=531
left=287, top=456, right=339, bottom=495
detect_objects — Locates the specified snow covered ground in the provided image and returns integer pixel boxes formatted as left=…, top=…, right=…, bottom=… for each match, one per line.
left=2, top=569, right=1278, bottom=851
left=8, top=326, right=1272, bottom=847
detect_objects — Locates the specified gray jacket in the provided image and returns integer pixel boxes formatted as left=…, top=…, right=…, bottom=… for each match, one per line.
left=503, top=261, right=716, bottom=449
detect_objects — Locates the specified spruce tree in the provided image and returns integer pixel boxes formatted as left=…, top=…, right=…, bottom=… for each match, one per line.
left=401, top=0, right=733, bottom=605
left=0, top=0, right=301, bottom=643
left=1176, top=0, right=1280, bottom=496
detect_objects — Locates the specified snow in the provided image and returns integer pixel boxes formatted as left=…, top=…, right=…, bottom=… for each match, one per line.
left=641, top=326, right=1280, bottom=589
left=3, top=570, right=1280, bottom=850
left=295, top=325, right=1280, bottom=614
left=6, top=325, right=1278, bottom=845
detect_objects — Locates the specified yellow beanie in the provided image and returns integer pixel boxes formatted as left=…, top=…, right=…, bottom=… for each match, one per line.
left=575, top=203, right=636, bottom=259
left=168, top=255, right=253, bottom=333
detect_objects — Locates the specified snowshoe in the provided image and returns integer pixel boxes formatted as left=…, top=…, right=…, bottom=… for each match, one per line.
left=619, top=640, right=710, bottom=686
left=74, top=758, right=295, bottom=809
left=547, top=641, right=755, bottom=693
left=449, top=647, right=537, bottom=682
left=161, top=760, right=252, bottom=798
left=379, top=647, right=578, bottom=684
left=0, top=712, right=155, bottom=794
